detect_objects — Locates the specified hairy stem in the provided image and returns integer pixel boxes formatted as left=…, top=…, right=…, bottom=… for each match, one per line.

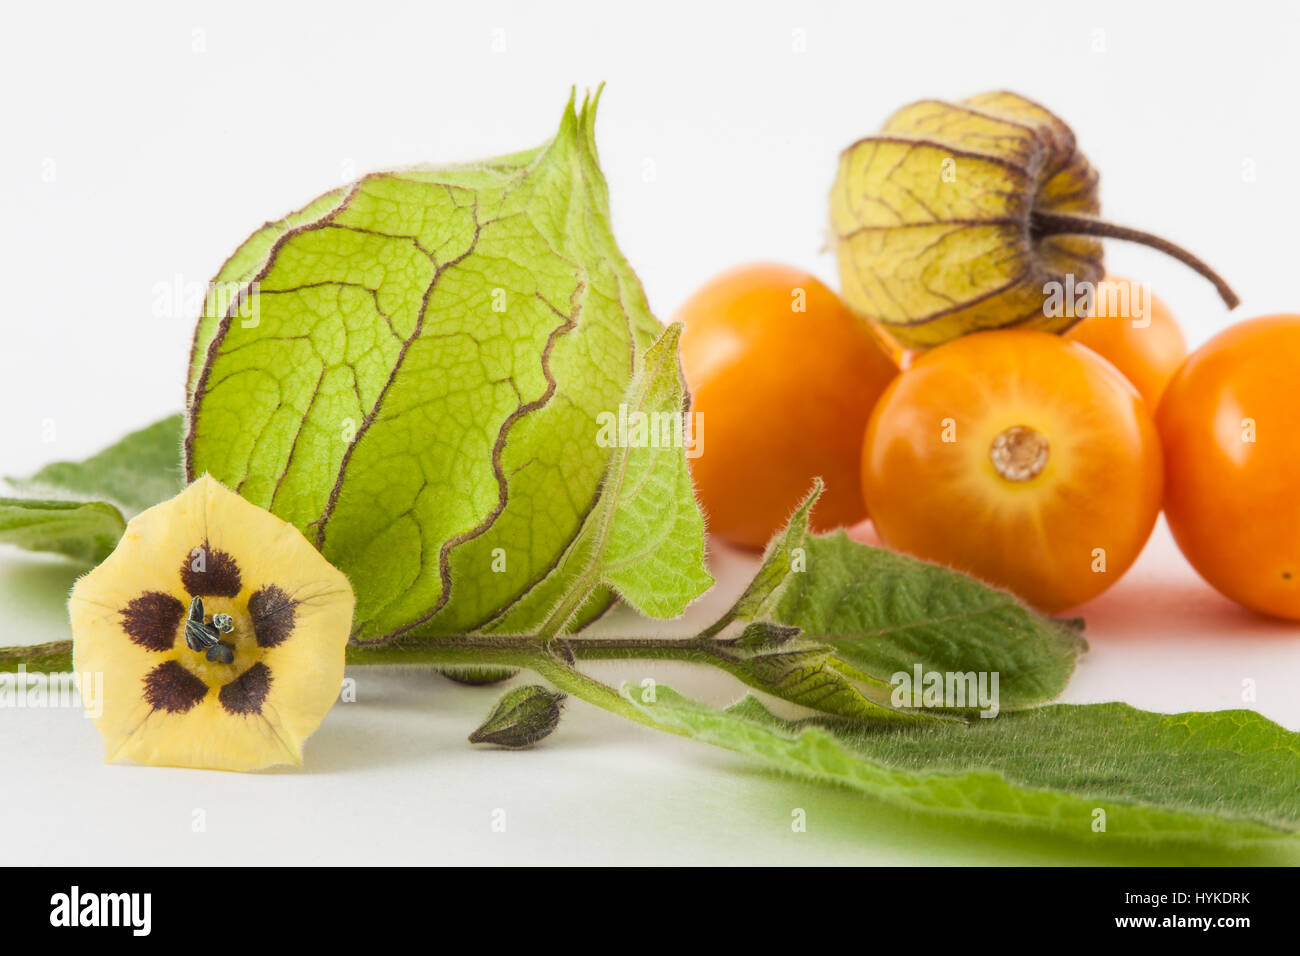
left=0, top=635, right=540, bottom=674
left=527, top=651, right=682, bottom=735
left=0, top=640, right=74, bottom=673
left=0, top=632, right=728, bottom=675
left=0, top=635, right=694, bottom=736
left=343, top=634, right=540, bottom=669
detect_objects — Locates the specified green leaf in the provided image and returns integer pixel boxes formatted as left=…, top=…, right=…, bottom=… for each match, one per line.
left=571, top=323, right=712, bottom=619
left=686, top=482, right=900, bottom=720
left=594, top=323, right=711, bottom=615
left=770, top=531, right=1085, bottom=711
left=703, top=479, right=821, bottom=637
left=9, top=414, right=185, bottom=516
left=700, top=481, right=1080, bottom=715
left=711, top=622, right=915, bottom=723
left=0, top=499, right=126, bottom=564
left=626, top=685, right=1300, bottom=846
left=0, top=414, right=185, bottom=564
left=187, top=90, right=709, bottom=641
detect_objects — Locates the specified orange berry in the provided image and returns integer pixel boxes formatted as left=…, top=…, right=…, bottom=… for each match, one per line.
left=677, top=263, right=898, bottom=549
left=1067, top=276, right=1187, bottom=407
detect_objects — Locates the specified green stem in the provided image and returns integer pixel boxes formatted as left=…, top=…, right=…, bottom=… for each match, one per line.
left=0, top=640, right=74, bottom=673
left=0, top=635, right=691, bottom=736
left=0, top=635, right=543, bottom=675
left=563, top=635, right=716, bottom=664
left=535, top=572, right=602, bottom=638
left=349, top=634, right=680, bottom=731
left=527, top=649, right=685, bottom=736
left=0, top=633, right=727, bottom=676
left=0, top=632, right=914, bottom=732
left=343, top=634, right=540, bottom=669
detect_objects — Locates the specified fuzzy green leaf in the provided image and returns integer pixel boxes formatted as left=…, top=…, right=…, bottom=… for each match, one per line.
left=703, top=482, right=1081, bottom=714
left=691, top=483, right=903, bottom=720
left=187, top=91, right=709, bottom=640
left=9, top=414, right=184, bottom=516
left=770, top=531, right=1085, bottom=711
left=0, top=414, right=185, bottom=564
left=710, top=622, right=913, bottom=723
left=627, top=685, right=1300, bottom=846
left=568, top=323, right=711, bottom=620
left=703, top=480, right=821, bottom=637
left=0, top=499, right=126, bottom=564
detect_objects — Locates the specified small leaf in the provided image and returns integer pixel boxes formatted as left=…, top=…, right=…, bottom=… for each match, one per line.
left=469, top=684, right=565, bottom=749
left=727, top=621, right=804, bottom=652
left=584, top=322, right=713, bottom=618
left=0, top=499, right=125, bottom=564
left=9, top=414, right=184, bottom=516
left=702, top=480, right=820, bottom=637
left=626, top=685, right=1300, bottom=845
left=0, top=414, right=184, bottom=564
left=704, top=483, right=1080, bottom=714
left=712, top=623, right=910, bottom=723
left=771, top=531, right=1085, bottom=711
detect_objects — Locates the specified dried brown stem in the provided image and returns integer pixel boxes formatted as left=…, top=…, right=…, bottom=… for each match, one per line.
left=1030, top=211, right=1240, bottom=309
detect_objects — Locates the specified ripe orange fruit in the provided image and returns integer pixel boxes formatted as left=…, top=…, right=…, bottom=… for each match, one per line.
left=1066, top=276, right=1187, bottom=407
left=1156, top=315, right=1300, bottom=619
left=676, top=263, right=898, bottom=549
left=862, top=330, right=1163, bottom=612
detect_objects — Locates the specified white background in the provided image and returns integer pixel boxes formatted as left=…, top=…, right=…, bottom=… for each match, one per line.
left=2, top=0, right=1298, bottom=865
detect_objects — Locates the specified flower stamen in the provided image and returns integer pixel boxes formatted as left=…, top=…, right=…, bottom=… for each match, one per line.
left=184, top=596, right=236, bottom=665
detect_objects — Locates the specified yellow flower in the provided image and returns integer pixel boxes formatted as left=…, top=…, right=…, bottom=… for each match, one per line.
left=69, top=475, right=354, bottom=771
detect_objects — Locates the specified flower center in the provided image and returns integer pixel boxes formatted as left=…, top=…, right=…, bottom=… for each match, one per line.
left=180, top=597, right=261, bottom=688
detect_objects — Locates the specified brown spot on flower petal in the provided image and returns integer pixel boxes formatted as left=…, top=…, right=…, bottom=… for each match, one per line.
left=248, top=585, right=297, bottom=648
left=143, top=660, right=209, bottom=714
left=180, top=541, right=242, bottom=597
left=121, top=592, right=185, bottom=652
left=219, top=662, right=272, bottom=716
